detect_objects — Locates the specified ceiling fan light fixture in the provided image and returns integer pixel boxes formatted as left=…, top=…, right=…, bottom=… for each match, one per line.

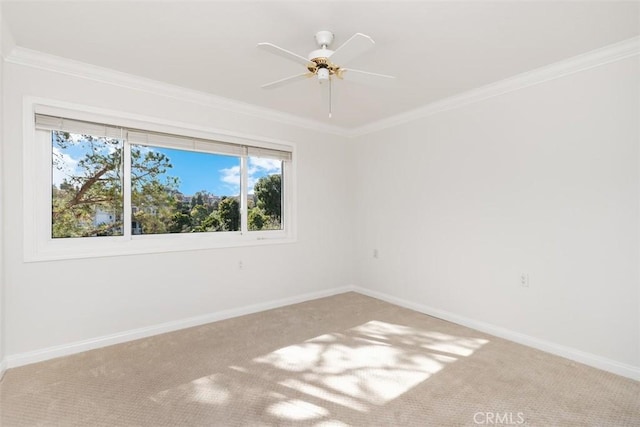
left=317, top=67, right=330, bottom=82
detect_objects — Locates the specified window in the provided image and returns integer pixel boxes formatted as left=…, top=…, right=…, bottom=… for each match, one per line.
left=26, top=106, right=295, bottom=261
left=128, top=145, right=241, bottom=235
left=248, top=155, right=283, bottom=231
left=52, top=129, right=124, bottom=238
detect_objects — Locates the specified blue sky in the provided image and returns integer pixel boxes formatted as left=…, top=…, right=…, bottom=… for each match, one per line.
left=153, top=147, right=281, bottom=196
left=52, top=133, right=281, bottom=197
left=155, top=147, right=240, bottom=196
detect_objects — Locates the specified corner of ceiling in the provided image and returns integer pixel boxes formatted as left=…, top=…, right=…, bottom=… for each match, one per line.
left=347, top=35, right=640, bottom=139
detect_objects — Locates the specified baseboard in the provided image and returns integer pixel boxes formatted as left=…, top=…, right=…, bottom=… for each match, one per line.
left=8, top=285, right=636, bottom=381
left=6, top=286, right=354, bottom=369
left=351, top=286, right=640, bottom=381
left=0, top=358, right=7, bottom=382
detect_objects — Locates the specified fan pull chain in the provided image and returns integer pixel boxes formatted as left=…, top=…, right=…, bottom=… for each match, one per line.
left=328, top=77, right=332, bottom=118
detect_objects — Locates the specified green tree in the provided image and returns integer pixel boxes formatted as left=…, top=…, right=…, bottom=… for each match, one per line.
left=190, top=204, right=209, bottom=227
left=200, top=212, right=221, bottom=232
left=248, top=207, right=266, bottom=231
left=130, top=147, right=177, bottom=235
left=190, top=192, right=203, bottom=208
left=52, top=133, right=177, bottom=238
left=254, top=174, right=281, bottom=221
left=168, top=212, right=191, bottom=233
left=52, top=132, right=124, bottom=237
left=218, top=197, right=240, bottom=231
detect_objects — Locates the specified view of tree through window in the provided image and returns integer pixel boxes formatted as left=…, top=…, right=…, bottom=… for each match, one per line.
left=51, top=131, right=284, bottom=238
left=248, top=157, right=283, bottom=231
left=51, top=131, right=124, bottom=238
left=131, top=146, right=241, bottom=234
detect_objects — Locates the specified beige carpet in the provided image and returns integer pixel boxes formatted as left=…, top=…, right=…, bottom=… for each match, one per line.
left=1, top=292, right=638, bottom=426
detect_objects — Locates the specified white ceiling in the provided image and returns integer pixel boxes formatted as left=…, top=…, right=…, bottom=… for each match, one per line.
left=3, top=1, right=639, bottom=129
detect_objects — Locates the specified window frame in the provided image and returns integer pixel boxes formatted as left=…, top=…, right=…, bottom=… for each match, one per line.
left=23, top=98, right=296, bottom=262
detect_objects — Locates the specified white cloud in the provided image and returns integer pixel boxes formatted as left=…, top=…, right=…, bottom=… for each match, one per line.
left=219, top=165, right=241, bottom=193
left=247, top=176, right=258, bottom=192
left=249, top=157, right=281, bottom=174
left=248, top=157, right=281, bottom=193
left=220, top=165, right=240, bottom=185
left=52, top=146, right=81, bottom=187
left=218, top=157, right=282, bottom=195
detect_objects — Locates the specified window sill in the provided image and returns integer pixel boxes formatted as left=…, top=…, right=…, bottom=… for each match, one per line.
left=25, top=232, right=297, bottom=262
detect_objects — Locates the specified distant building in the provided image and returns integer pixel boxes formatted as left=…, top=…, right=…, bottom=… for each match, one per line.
left=94, top=208, right=117, bottom=228
left=93, top=208, right=122, bottom=235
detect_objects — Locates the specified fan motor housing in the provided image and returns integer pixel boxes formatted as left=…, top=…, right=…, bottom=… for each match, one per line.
left=308, top=48, right=334, bottom=61
left=314, top=30, right=334, bottom=47
left=307, top=58, right=340, bottom=77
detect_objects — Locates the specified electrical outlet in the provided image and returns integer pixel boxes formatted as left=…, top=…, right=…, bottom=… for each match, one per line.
left=373, top=249, right=379, bottom=259
left=520, top=273, right=529, bottom=287
left=238, top=260, right=244, bottom=270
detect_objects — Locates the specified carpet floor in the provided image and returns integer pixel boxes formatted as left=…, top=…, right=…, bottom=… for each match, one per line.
left=1, top=292, right=638, bottom=426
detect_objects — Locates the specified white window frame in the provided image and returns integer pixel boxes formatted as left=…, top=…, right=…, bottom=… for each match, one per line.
left=23, top=97, right=297, bottom=262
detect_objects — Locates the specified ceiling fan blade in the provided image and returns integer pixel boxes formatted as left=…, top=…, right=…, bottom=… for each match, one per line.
left=261, top=73, right=313, bottom=89
left=340, top=68, right=396, bottom=87
left=330, top=33, right=375, bottom=66
left=257, top=42, right=311, bottom=66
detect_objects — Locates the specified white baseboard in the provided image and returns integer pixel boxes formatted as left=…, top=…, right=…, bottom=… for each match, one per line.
left=352, top=286, right=640, bottom=381
left=0, top=358, right=7, bottom=382
left=5, top=286, right=353, bottom=369
left=7, top=285, right=638, bottom=381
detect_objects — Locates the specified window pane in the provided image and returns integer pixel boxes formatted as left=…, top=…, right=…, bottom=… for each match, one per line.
left=51, top=131, right=124, bottom=238
left=248, top=156, right=283, bottom=231
left=131, top=145, right=240, bottom=234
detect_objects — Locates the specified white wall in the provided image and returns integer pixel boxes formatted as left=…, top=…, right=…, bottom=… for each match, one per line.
left=2, top=61, right=353, bottom=359
left=1, top=30, right=638, bottom=381
left=0, top=8, right=6, bottom=378
left=353, top=56, right=640, bottom=372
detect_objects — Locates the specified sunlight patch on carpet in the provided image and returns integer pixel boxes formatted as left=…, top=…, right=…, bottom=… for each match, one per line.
left=254, top=320, right=489, bottom=407
left=152, top=374, right=230, bottom=406
left=148, top=320, right=489, bottom=418
left=267, top=399, right=329, bottom=421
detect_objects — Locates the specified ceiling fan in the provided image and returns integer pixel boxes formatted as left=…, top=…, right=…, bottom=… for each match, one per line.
left=258, top=31, right=395, bottom=117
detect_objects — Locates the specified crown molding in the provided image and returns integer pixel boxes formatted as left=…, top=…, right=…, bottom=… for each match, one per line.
left=5, top=36, right=639, bottom=139
left=4, top=47, right=349, bottom=137
left=348, top=36, right=640, bottom=138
